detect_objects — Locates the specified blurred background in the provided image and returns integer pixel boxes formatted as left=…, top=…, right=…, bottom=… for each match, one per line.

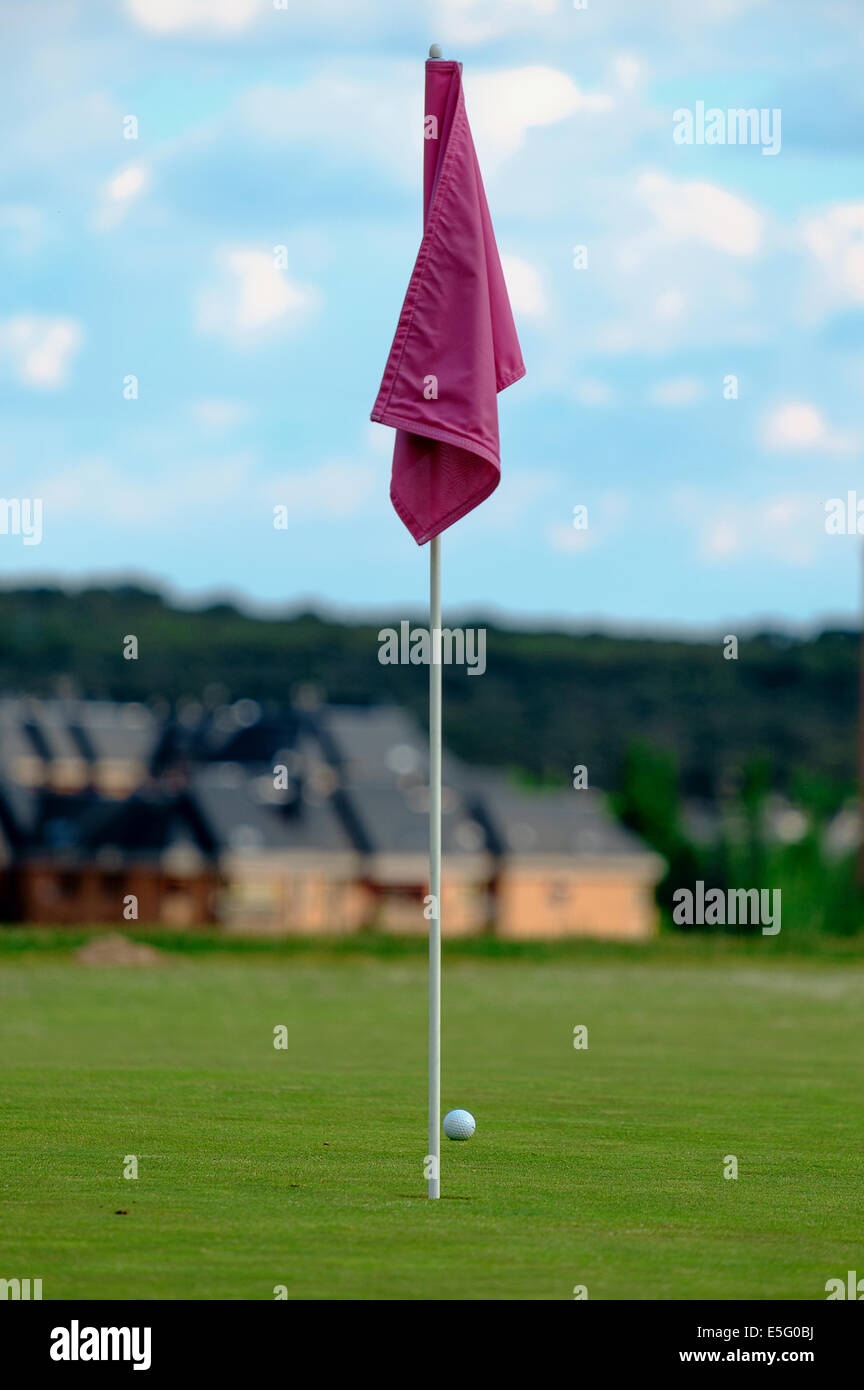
left=1, top=0, right=863, bottom=939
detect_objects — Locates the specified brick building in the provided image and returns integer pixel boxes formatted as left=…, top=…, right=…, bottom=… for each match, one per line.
left=0, top=696, right=663, bottom=940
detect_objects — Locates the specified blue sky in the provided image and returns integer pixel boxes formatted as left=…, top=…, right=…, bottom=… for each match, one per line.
left=1, top=0, right=862, bottom=632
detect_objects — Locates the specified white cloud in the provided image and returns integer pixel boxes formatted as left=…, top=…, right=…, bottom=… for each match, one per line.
left=648, top=377, right=703, bottom=406
left=465, top=67, right=613, bottom=165
left=2, top=93, right=124, bottom=183
left=192, top=399, right=249, bottom=429
left=614, top=55, right=644, bottom=91
left=39, top=451, right=374, bottom=527
left=588, top=169, right=767, bottom=356
left=440, top=0, right=558, bottom=46
left=478, top=470, right=557, bottom=528
left=236, top=63, right=608, bottom=185
left=575, top=379, right=614, bottom=406
left=637, top=171, right=763, bottom=256
left=95, top=163, right=151, bottom=230
left=702, top=516, right=739, bottom=559
left=366, top=421, right=394, bottom=456
left=0, top=315, right=83, bottom=387
left=548, top=522, right=594, bottom=553
left=41, top=456, right=252, bottom=523
left=595, top=288, right=691, bottom=351
left=654, top=289, right=686, bottom=321
left=125, top=0, right=262, bottom=34
left=801, top=202, right=864, bottom=306
left=196, top=248, right=318, bottom=342
left=761, top=401, right=857, bottom=457
left=235, top=71, right=420, bottom=185
left=548, top=492, right=631, bottom=552
left=697, top=493, right=820, bottom=566
left=501, top=253, right=546, bottom=318
left=265, top=461, right=375, bottom=519
left=106, top=164, right=150, bottom=203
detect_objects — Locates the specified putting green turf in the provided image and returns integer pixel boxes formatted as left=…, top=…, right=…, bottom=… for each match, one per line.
left=1, top=940, right=862, bottom=1300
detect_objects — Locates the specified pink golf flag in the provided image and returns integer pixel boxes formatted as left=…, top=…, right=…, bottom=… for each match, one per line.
left=371, top=60, right=525, bottom=545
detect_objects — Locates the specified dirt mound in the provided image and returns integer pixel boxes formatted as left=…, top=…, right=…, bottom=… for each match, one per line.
left=75, top=933, right=164, bottom=966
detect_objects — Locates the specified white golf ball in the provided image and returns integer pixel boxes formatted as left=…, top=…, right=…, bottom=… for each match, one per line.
left=443, top=1108, right=475, bottom=1141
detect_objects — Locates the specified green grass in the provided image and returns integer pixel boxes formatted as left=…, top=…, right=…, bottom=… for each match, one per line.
left=1, top=936, right=862, bottom=1300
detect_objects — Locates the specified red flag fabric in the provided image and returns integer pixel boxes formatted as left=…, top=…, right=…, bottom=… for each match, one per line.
left=371, top=60, right=526, bottom=545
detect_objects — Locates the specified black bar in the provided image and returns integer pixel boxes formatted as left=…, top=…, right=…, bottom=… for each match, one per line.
left=3, top=1299, right=857, bottom=1374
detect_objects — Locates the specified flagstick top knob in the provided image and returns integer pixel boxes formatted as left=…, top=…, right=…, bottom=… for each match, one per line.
left=429, top=43, right=443, bottom=58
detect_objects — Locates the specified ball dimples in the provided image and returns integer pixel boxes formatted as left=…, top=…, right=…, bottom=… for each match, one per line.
left=443, top=1108, right=475, bottom=1140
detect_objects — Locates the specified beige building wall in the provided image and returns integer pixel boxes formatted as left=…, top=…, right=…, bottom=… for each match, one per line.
left=495, top=857, right=662, bottom=940
left=365, top=852, right=492, bottom=936
left=219, top=851, right=662, bottom=940
left=373, top=875, right=490, bottom=936
left=220, top=853, right=370, bottom=935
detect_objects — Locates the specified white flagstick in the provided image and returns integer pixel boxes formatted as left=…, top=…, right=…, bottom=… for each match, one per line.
left=429, top=532, right=442, bottom=1198
left=427, top=41, right=444, bottom=1202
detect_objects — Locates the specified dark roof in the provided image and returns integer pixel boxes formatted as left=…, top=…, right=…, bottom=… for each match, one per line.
left=13, top=788, right=217, bottom=863
left=471, top=770, right=652, bottom=859
left=151, top=704, right=306, bottom=778
left=344, top=779, right=489, bottom=857
left=0, top=697, right=157, bottom=768
left=313, top=704, right=429, bottom=781
left=304, top=704, right=654, bottom=860
left=0, top=698, right=657, bottom=867
left=310, top=704, right=485, bottom=854
left=73, top=700, right=156, bottom=764
left=189, top=762, right=355, bottom=855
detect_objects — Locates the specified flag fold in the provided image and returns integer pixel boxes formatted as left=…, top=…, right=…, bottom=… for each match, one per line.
left=371, top=60, right=525, bottom=545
